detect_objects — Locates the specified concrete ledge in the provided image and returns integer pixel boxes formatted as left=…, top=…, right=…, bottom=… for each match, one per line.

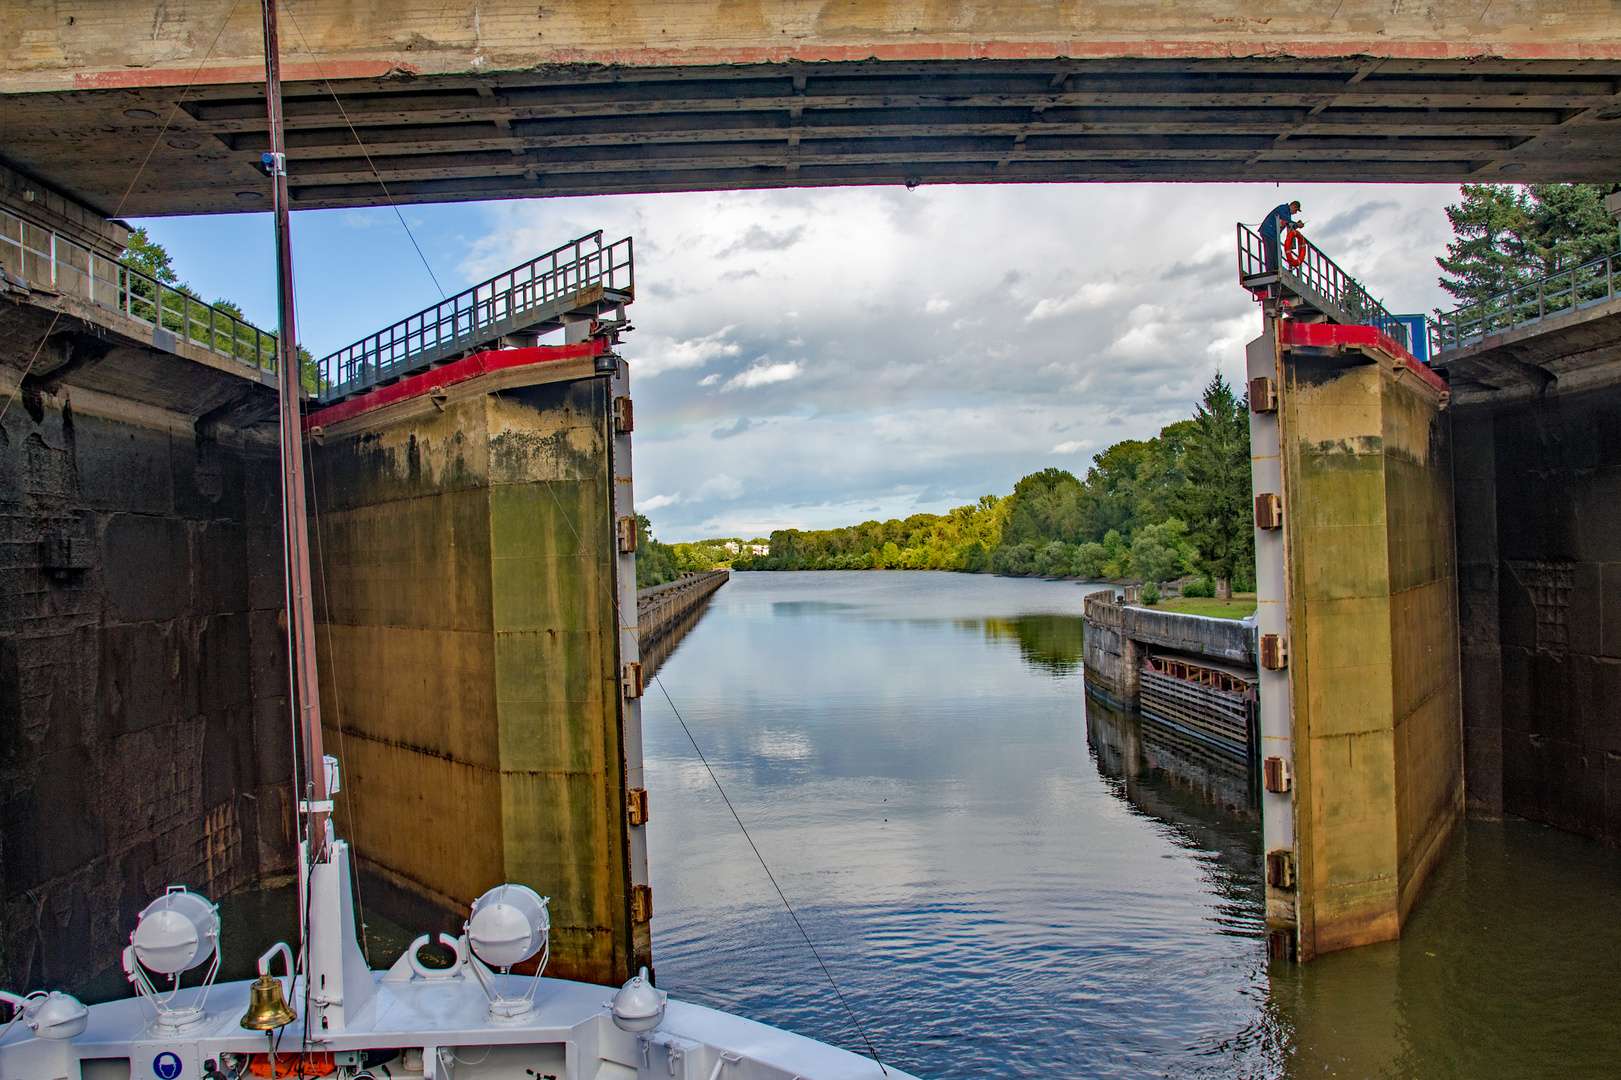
left=1083, top=592, right=1256, bottom=707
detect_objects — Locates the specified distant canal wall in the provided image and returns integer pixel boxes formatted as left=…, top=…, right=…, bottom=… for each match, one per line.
left=1083, top=592, right=1257, bottom=707
left=638, top=570, right=728, bottom=648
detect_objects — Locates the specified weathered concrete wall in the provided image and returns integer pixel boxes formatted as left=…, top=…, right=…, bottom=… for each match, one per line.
left=1276, top=350, right=1462, bottom=960
left=1474, top=384, right=1621, bottom=844
left=0, top=318, right=291, bottom=996
left=1082, top=591, right=1255, bottom=707
left=1453, top=410, right=1503, bottom=813
left=311, top=359, right=647, bottom=986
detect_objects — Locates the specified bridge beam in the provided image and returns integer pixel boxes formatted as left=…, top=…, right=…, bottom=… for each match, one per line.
left=6, top=3, right=1621, bottom=214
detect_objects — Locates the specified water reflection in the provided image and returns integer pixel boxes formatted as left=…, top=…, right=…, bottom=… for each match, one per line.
left=128, top=571, right=1621, bottom=1079
left=1271, top=814, right=1621, bottom=1080
left=647, top=571, right=1621, bottom=1078
left=645, top=571, right=1268, bottom=1079
left=978, top=615, right=1087, bottom=676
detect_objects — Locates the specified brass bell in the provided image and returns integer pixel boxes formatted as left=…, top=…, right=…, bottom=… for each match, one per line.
left=241, top=974, right=297, bottom=1031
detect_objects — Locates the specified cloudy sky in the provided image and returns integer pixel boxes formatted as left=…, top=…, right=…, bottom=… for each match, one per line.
left=138, top=181, right=1461, bottom=542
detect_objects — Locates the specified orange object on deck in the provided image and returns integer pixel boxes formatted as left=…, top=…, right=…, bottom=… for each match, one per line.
left=248, top=1052, right=336, bottom=1078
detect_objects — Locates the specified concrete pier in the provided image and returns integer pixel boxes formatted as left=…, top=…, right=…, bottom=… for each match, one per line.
left=1249, top=321, right=1463, bottom=961
left=306, top=341, right=650, bottom=986
left=1082, top=594, right=1256, bottom=708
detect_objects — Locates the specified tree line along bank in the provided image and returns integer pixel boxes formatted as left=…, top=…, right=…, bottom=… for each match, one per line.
left=727, top=374, right=1255, bottom=594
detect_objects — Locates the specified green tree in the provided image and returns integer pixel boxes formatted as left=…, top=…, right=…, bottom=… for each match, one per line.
left=1176, top=374, right=1252, bottom=597
left=635, top=514, right=679, bottom=588
left=1436, top=184, right=1532, bottom=304
left=1522, top=183, right=1618, bottom=275
left=1071, top=541, right=1108, bottom=579
left=1129, top=518, right=1196, bottom=583
left=119, top=226, right=180, bottom=284
left=1437, top=183, right=1621, bottom=305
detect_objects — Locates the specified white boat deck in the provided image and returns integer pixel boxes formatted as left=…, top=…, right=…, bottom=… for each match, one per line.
left=0, top=972, right=910, bottom=1080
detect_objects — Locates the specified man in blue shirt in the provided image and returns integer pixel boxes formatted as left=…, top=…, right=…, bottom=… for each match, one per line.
left=1258, top=199, right=1302, bottom=272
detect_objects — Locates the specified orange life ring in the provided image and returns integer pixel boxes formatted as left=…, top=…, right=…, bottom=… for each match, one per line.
left=1283, top=228, right=1306, bottom=267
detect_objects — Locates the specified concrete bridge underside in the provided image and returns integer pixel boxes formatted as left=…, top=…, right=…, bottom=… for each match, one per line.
left=6, top=3, right=1621, bottom=214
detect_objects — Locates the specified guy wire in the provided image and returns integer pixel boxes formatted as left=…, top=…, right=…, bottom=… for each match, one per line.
left=651, top=674, right=889, bottom=1077
left=518, top=387, right=888, bottom=1071
left=281, top=4, right=446, bottom=299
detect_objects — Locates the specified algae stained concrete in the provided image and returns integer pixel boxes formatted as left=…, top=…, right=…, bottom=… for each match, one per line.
left=311, top=363, right=645, bottom=985
left=1274, top=346, right=1463, bottom=960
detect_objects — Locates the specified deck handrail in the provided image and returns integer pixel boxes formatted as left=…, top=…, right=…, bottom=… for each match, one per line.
left=1236, top=222, right=1410, bottom=351
left=1430, top=250, right=1618, bottom=358
left=316, top=231, right=633, bottom=402
left=0, top=207, right=279, bottom=371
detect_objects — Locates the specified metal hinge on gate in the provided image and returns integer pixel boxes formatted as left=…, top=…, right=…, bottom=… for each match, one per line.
left=617, top=515, right=638, bottom=554
left=1259, top=634, right=1289, bottom=671
left=1263, top=756, right=1293, bottom=793
left=1266, top=850, right=1296, bottom=890
left=627, top=787, right=649, bottom=826
left=1249, top=376, right=1278, bottom=414
left=614, top=396, right=634, bottom=434
left=1254, top=492, right=1283, bottom=530
left=622, top=662, right=644, bottom=699
left=631, top=885, right=653, bottom=923
left=1267, top=928, right=1297, bottom=963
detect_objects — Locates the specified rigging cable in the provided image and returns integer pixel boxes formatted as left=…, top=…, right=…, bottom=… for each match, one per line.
left=517, top=390, right=889, bottom=1073
left=306, top=456, right=370, bottom=963
left=280, top=3, right=447, bottom=300
left=651, top=674, right=889, bottom=1077
left=110, top=0, right=245, bottom=220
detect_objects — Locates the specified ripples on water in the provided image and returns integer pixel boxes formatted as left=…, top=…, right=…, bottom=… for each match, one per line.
left=644, top=571, right=1621, bottom=1080
left=644, top=571, right=1270, bottom=1078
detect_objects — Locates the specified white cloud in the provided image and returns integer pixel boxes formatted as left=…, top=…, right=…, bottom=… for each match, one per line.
left=1025, top=282, right=1120, bottom=322
left=635, top=327, right=741, bottom=378
left=640, top=492, right=682, bottom=510
left=231, top=180, right=1460, bottom=542
left=722, top=360, right=802, bottom=391
left=696, top=475, right=744, bottom=500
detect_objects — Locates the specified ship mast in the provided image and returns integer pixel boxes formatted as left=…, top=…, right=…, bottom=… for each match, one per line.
left=262, top=0, right=330, bottom=861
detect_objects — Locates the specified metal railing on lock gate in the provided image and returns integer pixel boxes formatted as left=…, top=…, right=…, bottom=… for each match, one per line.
left=316, top=231, right=634, bottom=402
left=0, top=207, right=280, bottom=371
left=1236, top=222, right=1410, bottom=351
left=1430, top=250, right=1619, bottom=357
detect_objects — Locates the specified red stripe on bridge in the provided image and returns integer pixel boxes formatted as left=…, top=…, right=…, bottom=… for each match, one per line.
left=302, top=339, right=608, bottom=430
left=1278, top=321, right=1449, bottom=396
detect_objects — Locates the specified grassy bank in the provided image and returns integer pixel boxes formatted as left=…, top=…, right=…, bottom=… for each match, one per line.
left=1145, top=593, right=1258, bottom=620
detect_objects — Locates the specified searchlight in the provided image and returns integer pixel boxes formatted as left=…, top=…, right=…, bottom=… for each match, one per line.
left=464, top=884, right=550, bottom=1021
left=122, top=886, right=221, bottom=1032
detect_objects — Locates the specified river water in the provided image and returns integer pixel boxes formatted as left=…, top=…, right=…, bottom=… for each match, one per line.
left=642, top=570, right=1621, bottom=1080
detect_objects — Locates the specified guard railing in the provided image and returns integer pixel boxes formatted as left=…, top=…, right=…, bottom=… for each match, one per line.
left=1430, top=250, right=1618, bottom=357
left=316, top=231, right=633, bottom=402
left=1237, top=222, right=1410, bottom=352
left=0, top=207, right=279, bottom=371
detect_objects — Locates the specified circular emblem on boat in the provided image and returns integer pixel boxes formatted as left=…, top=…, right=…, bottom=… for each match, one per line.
left=153, top=1051, right=183, bottom=1080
